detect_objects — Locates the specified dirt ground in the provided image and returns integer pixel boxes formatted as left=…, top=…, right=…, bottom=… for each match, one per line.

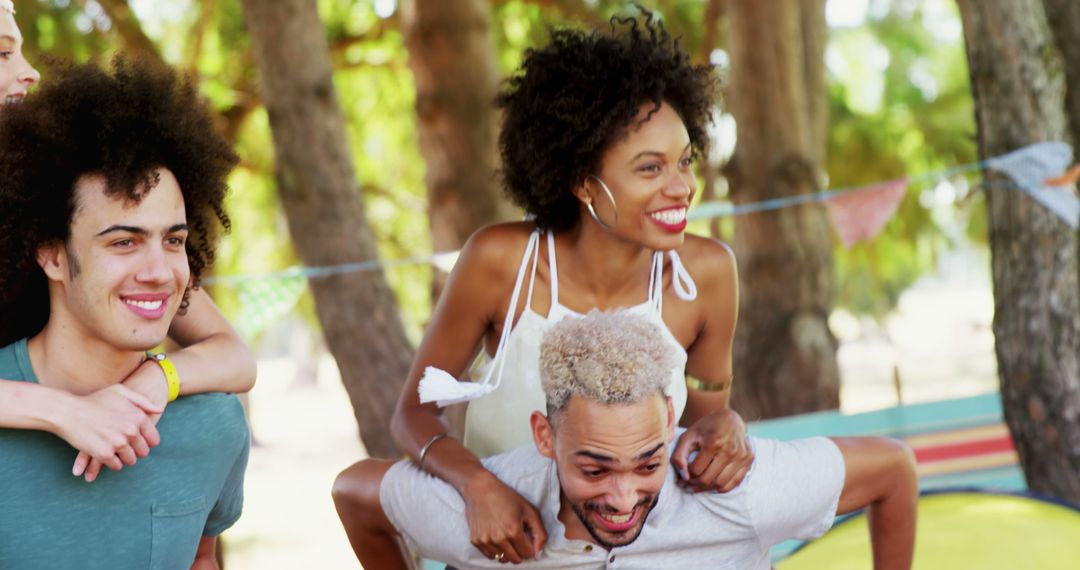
left=222, top=355, right=366, bottom=569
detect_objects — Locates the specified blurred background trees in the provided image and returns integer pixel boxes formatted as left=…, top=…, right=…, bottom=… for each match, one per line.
left=15, top=0, right=1077, bottom=498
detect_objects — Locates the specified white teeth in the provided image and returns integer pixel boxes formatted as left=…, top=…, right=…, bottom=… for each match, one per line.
left=601, top=512, right=632, bottom=524
left=650, top=208, right=686, bottom=225
left=124, top=299, right=163, bottom=310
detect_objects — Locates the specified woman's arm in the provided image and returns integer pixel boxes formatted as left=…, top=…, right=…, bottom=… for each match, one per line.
left=386, top=224, right=547, bottom=563
left=672, top=238, right=754, bottom=492
left=682, top=238, right=739, bottom=421
left=0, top=380, right=162, bottom=473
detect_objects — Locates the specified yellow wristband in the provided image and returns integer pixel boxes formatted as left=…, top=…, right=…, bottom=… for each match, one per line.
left=146, top=352, right=180, bottom=402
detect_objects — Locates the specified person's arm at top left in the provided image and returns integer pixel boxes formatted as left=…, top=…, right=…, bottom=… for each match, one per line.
left=672, top=238, right=753, bottom=493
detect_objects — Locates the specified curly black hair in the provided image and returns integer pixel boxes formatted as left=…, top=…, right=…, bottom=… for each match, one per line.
left=0, top=56, right=237, bottom=346
left=497, top=10, right=718, bottom=231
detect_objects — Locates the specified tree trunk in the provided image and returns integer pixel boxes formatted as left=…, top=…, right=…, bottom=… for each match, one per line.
left=1041, top=0, right=1080, bottom=147
left=401, top=0, right=513, bottom=301
left=90, top=0, right=167, bottom=67
left=957, top=0, right=1080, bottom=502
left=698, top=0, right=726, bottom=240
left=241, top=0, right=413, bottom=458
left=725, top=0, right=839, bottom=419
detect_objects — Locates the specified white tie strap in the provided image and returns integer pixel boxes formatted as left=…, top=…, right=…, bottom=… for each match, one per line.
left=648, top=249, right=699, bottom=315
left=417, top=231, right=542, bottom=408
left=668, top=250, right=698, bottom=301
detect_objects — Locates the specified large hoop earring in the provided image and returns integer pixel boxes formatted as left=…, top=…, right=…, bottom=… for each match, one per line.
left=584, top=175, right=619, bottom=231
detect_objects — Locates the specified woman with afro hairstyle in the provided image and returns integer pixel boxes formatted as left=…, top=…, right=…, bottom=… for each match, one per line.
left=335, top=10, right=753, bottom=565
left=0, top=8, right=255, bottom=484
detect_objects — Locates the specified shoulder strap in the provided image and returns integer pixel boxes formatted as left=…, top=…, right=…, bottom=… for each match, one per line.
left=545, top=230, right=560, bottom=310
left=648, top=250, right=699, bottom=317
left=417, top=229, right=542, bottom=407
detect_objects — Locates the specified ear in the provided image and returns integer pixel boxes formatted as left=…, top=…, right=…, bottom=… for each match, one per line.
left=531, top=411, right=556, bottom=459
left=36, top=241, right=67, bottom=281
left=572, top=178, right=592, bottom=204
left=665, top=396, right=676, bottom=444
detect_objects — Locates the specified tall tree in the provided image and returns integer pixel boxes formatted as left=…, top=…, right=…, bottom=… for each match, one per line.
left=957, top=0, right=1080, bottom=502
left=401, top=0, right=513, bottom=300
left=725, top=0, right=840, bottom=419
left=241, top=0, right=414, bottom=457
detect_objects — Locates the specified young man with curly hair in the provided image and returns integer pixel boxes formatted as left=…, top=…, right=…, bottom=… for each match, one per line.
left=0, top=57, right=248, bottom=569
left=335, top=310, right=917, bottom=569
left=0, top=0, right=255, bottom=487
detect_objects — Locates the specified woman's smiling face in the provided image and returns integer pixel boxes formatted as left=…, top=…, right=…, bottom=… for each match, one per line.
left=580, top=101, right=697, bottom=251
left=0, top=8, right=39, bottom=105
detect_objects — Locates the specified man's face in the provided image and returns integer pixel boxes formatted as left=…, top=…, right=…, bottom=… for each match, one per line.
left=535, top=393, right=674, bottom=550
left=40, top=168, right=190, bottom=351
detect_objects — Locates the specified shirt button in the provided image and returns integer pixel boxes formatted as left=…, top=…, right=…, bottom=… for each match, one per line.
left=584, top=545, right=593, bottom=553
left=610, top=555, right=616, bottom=563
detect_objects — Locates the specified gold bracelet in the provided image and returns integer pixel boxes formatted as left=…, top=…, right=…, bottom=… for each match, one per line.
left=686, top=375, right=733, bottom=392
left=419, top=433, right=450, bottom=467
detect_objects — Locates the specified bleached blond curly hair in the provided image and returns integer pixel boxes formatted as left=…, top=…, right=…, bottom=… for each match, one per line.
left=540, top=309, right=679, bottom=417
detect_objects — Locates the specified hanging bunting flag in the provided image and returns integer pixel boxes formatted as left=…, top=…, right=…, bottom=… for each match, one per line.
left=199, top=142, right=1076, bottom=291
left=1043, top=164, right=1080, bottom=188
left=987, top=141, right=1079, bottom=228
left=236, top=274, right=308, bottom=339
left=826, top=178, right=909, bottom=248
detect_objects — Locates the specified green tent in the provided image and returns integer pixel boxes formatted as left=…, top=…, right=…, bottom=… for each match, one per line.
left=778, top=490, right=1080, bottom=569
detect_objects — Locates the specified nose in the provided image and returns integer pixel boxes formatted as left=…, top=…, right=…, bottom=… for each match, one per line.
left=663, top=171, right=694, bottom=200
left=18, top=58, right=40, bottom=87
left=136, top=247, right=175, bottom=285
left=606, top=475, right=639, bottom=513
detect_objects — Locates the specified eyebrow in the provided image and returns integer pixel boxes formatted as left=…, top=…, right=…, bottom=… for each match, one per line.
left=634, top=443, right=666, bottom=462
left=627, top=143, right=693, bottom=164
left=96, top=223, right=189, bottom=237
left=574, top=442, right=666, bottom=464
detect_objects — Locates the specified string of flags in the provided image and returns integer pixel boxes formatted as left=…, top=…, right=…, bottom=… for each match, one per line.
left=207, top=141, right=1078, bottom=339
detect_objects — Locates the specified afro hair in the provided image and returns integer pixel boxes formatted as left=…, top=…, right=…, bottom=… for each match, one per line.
left=0, top=56, right=237, bottom=345
left=496, top=10, right=718, bottom=231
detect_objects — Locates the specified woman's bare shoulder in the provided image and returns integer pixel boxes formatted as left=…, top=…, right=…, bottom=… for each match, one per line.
left=678, top=233, right=737, bottom=286
left=456, top=221, right=538, bottom=282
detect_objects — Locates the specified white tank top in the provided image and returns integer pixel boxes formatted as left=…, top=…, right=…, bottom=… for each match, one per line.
left=462, top=230, right=695, bottom=458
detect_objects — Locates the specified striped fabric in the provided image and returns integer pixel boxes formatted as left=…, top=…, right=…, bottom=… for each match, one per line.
left=748, top=392, right=1025, bottom=492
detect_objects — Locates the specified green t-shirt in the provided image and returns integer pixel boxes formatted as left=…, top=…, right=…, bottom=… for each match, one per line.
left=0, top=338, right=250, bottom=569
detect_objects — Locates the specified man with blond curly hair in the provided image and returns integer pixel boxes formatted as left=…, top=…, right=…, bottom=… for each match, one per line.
left=334, top=310, right=917, bottom=569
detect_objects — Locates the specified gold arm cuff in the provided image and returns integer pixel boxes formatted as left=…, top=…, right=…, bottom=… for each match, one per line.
left=686, top=375, right=732, bottom=392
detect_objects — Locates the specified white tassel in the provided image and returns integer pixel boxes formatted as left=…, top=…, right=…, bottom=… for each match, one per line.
left=417, top=366, right=496, bottom=407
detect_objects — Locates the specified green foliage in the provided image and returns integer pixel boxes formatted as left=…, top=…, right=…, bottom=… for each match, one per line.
left=825, top=0, right=980, bottom=317
left=13, top=0, right=986, bottom=342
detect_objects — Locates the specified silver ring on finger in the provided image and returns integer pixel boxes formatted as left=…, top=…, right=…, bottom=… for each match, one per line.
left=494, top=552, right=505, bottom=562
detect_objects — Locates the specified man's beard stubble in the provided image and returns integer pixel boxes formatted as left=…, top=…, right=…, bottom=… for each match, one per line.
left=570, top=491, right=660, bottom=550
